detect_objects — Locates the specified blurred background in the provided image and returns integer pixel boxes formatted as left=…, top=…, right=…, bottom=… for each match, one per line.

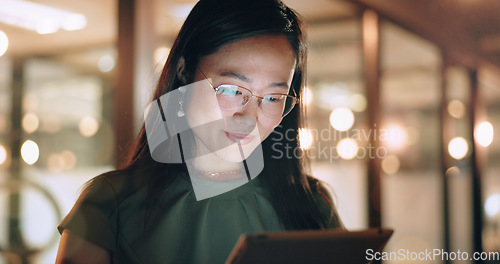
left=0, top=0, right=499, bottom=263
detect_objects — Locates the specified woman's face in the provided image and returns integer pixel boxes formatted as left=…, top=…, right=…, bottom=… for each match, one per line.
left=185, top=34, right=297, bottom=167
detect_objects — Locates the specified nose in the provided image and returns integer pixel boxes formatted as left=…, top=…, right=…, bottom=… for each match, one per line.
left=232, top=97, right=259, bottom=128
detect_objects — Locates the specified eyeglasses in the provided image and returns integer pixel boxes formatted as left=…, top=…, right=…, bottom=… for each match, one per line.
left=199, top=70, right=298, bottom=119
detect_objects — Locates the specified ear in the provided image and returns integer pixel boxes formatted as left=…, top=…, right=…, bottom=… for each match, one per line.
left=177, top=57, right=188, bottom=84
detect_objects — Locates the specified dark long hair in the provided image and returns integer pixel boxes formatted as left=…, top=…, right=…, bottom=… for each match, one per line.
left=121, top=0, right=338, bottom=230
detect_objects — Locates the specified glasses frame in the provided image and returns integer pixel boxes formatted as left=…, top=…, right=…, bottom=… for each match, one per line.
left=198, top=69, right=299, bottom=119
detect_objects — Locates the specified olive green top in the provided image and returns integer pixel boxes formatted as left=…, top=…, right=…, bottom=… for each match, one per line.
left=58, top=170, right=341, bottom=264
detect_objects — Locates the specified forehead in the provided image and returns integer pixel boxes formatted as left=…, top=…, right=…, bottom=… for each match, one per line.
left=214, top=34, right=296, bottom=60
left=198, top=34, right=297, bottom=84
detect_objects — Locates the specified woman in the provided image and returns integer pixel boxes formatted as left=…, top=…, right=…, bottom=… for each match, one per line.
left=56, top=0, right=343, bottom=263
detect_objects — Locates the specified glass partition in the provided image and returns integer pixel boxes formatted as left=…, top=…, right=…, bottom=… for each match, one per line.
left=305, top=18, right=368, bottom=230
left=480, top=68, right=500, bottom=254
left=379, top=21, right=444, bottom=260
left=0, top=1, right=116, bottom=262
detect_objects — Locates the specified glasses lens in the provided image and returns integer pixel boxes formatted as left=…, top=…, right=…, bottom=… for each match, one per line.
left=262, top=94, right=296, bottom=118
left=214, top=85, right=297, bottom=118
left=215, top=85, right=250, bottom=110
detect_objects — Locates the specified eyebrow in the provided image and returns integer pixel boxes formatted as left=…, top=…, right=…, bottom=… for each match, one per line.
left=219, top=71, right=289, bottom=89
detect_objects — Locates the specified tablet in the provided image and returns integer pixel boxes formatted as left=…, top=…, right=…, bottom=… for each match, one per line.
left=225, top=228, right=393, bottom=264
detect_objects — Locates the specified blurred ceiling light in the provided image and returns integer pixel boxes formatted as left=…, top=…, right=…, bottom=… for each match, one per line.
left=485, top=194, right=500, bottom=217
left=448, top=137, right=468, bottom=160
left=298, top=128, right=313, bottom=150
left=337, top=138, right=358, bottom=160
left=381, top=154, right=400, bottom=175
left=447, top=99, right=466, bottom=119
left=61, top=13, right=87, bottom=31
left=36, top=17, right=59, bottom=34
left=22, top=112, right=39, bottom=133
left=21, top=140, right=39, bottom=165
left=329, top=107, right=354, bottom=132
left=98, top=55, right=115, bottom=73
left=0, top=0, right=87, bottom=34
left=79, top=116, right=99, bottom=137
left=0, top=145, right=7, bottom=165
left=154, top=46, right=170, bottom=66
left=475, top=121, right=494, bottom=147
left=384, top=124, right=408, bottom=150
left=348, top=93, right=367, bottom=112
left=0, top=31, right=8, bottom=56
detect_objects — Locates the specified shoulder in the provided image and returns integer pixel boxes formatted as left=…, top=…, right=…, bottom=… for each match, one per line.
left=60, top=168, right=148, bottom=226
left=81, top=164, right=160, bottom=205
left=78, top=170, right=134, bottom=206
left=57, top=166, right=162, bottom=251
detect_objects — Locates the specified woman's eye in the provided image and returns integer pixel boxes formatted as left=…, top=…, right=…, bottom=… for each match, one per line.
left=264, top=95, right=284, bottom=103
left=217, top=86, right=241, bottom=96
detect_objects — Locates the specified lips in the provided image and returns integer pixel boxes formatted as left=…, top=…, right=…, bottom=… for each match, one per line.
left=225, top=131, right=255, bottom=145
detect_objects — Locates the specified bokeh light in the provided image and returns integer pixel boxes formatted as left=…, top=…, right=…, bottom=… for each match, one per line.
left=337, top=138, right=358, bottom=160
left=447, top=99, right=465, bottom=119
left=98, top=55, right=115, bottom=73
left=485, top=194, right=500, bottom=217
left=348, top=93, right=367, bottom=112
left=329, top=107, right=354, bottom=132
left=304, top=87, right=314, bottom=106
left=448, top=137, right=468, bottom=160
left=47, top=150, right=77, bottom=172
left=445, top=166, right=460, bottom=177
left=21, top=140, right=39, bottom=165
left=0, top=30, right=8, bottom=57
left=475, top=121, right=494, bottom=147
left=383, top=124, right=408, bottom=150
left=79, top=116, right=99, bottom=137
left=298, top=128, right=313, bottom=150
left=382, top=154, right=400, bottom=174
left=22, top=112, right=40, bottom=133
left=0, top=145, right=7, bottom=165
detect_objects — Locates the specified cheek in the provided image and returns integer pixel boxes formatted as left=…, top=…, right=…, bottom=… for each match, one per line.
left=257, top=118, right=282, bottom=139
left=185, top=94, right=223, bottom=128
